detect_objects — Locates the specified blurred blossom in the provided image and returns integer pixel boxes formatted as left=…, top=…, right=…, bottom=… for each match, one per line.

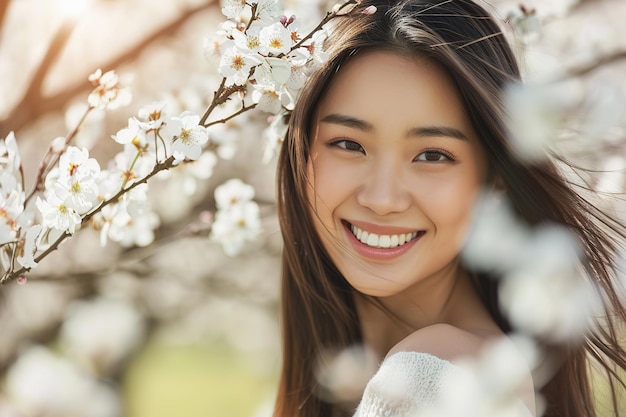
left=507, top=6, right=541, bottom=43
left=463, top=192, right=599, bottom=341
left=579, top=82, right=626, bottom=141
left=5, top=346, right=121, bottom=417
left=501, top=263, right=600, bottom=341
left=157, top=151, right=218, bottom=197
left=501, top=226, right=601, bottom=341
left=211, top=200, right=262, bottom=255
left=59, top=297, right=146, bottom=376
left=87, top=69, right=132, bottom=110
left=315, top=345, right=379, bottom=403
left=204, top=33, right=230, bottom=64
left=210, top=178, right=261, bottom=255
left=505, top=80, right=584, bottom=162
left=462, top=191, right=531, bottom=274
left=95, top=187, right=160, bottom=248
left=221, top=0, right=248, bottom=19
left=262, top=112, right=288, bottom=163
left=214, top=178, right=255, bottom=209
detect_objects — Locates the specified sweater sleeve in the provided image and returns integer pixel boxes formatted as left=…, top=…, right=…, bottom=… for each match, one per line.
left=353, top=351, right=453, bottom=417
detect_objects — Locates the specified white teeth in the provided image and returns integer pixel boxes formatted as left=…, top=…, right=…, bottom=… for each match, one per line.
left=350, top=224, right=419, bottom=249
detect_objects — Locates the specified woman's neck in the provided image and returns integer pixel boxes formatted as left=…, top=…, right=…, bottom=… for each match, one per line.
left=354, top=266, right=498, bottom=359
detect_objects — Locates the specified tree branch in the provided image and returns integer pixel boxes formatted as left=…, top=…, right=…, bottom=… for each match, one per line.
left=0, top=0, right=218, bottom=137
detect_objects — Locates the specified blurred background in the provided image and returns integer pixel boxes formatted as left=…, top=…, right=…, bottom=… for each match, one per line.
left=0, top=0, right=625, bottom=416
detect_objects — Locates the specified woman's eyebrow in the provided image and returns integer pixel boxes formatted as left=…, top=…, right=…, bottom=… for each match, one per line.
left=320, top=113, right=469, bottom=141
left=407, top=126, right=469, bottom=141
left=319, top=113, right=373, bottom=131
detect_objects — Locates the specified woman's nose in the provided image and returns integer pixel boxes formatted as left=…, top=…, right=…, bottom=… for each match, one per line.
left=356, top=162, right=411, bottom=216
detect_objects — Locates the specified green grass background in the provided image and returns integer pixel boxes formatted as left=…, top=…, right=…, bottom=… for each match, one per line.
left=123, top=341, right=277, bottom=417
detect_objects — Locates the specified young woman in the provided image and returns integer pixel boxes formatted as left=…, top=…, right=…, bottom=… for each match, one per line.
left=273, top=1, right=626, bottom=416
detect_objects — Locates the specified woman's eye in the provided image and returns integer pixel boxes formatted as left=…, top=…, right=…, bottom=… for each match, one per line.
left=414, top=150, right=454, bottom=162
left=331, top=139, right=365, bottom=154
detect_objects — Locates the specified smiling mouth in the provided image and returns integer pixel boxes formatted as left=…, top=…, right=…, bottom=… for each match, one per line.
left=348, top=223, right=423, bottom=249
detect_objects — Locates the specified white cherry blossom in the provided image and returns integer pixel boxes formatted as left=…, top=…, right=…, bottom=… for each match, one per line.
left=232, top=25, right=263, bottom=54
left=0, top=131, right=21, bottom=172
left=58, top=147, right=100, bottom=180
left=301, top=28, right=328, bottom=66
left=87, top=69, right=131, bottom=110
left=137, top=100, right=168, bottom=132
left=210, top=200, right=262, bottom=256
left=161, top=111, right=209, bottom=161
left=252, top=87, right=283, bottom=114
left=214, top=178, right=255, bottom=209
left=16, top=224, right=42, bottom=269
left=0, top=176, right=25, bottom=245
left=259, top=22, right=293, bottom=56
left=262, top=112, right=288, bottom=163
left=111, top=144, right=157, bottom=184
left=221, top=0, right=246, bottom=19
left=112, top=118, right=147, bottom=147
left=53, top=174, right=99, bottom=214
left=219, top=46, right=260, bottom=86
left=206, top=122, right=239, bottom=160
left=254, top=0, right=284, bottom=25
left=36, top=195, right=82, bottom=234
left=5, top=346, right=121, bottom=417
left=59, top=297, right=146, bottom=375
left=253, top=56, right=292, bottom=88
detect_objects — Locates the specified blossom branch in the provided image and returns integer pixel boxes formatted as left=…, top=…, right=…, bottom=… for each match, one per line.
left=1, top=156, right=177, bottom=285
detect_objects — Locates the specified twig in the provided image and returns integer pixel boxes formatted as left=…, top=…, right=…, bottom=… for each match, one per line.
left=205, top=103, right=258, bottom=127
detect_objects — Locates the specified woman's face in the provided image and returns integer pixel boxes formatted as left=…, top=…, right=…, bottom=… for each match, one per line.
left=307, top=51, right=488, bottom=298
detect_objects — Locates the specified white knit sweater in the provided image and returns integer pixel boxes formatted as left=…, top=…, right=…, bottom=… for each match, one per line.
left=353, top=351, right=534, bottom=417
left=353, top=352, right=452, bottom=417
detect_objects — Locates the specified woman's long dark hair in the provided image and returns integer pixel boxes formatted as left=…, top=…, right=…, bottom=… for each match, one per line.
left=275, top=1, right=626, bottom=416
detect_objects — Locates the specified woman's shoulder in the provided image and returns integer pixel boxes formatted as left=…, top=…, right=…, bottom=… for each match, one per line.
left=377, top=324, right=536, bottom=416
left=386, top=322, right=494, bottom=364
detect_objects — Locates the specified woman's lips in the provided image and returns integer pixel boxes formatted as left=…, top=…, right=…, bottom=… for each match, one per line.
left=342, top=221, right=424, bottom=260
